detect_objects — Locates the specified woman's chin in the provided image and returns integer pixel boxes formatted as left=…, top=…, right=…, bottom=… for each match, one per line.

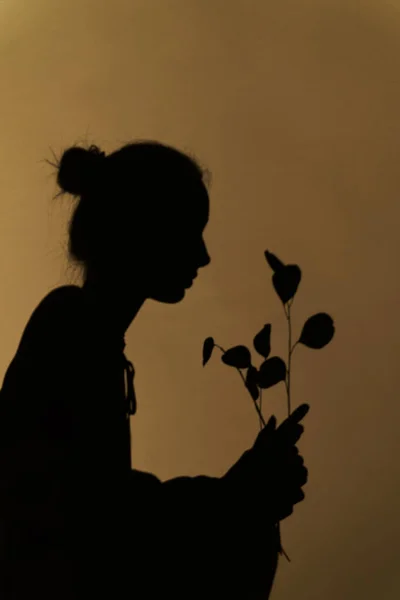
left=151, top=284, right=188, bottom=304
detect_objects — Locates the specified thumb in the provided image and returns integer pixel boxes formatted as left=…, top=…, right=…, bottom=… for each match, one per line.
left=254, top=415, right=276, bottom=449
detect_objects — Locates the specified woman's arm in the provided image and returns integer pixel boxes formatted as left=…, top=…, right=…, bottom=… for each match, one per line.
left=2, top=290, right=279, bottom=597
left=128, top=467, right=279, bottom=599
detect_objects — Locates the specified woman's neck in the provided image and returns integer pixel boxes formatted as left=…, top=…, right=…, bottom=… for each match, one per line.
left=81, top=272, right=146, bottom=340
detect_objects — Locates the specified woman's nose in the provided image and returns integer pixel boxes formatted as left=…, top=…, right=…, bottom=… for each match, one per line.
left=203, top=251, right=211, bottom=268
left=198, top=240, right=211, bottom=268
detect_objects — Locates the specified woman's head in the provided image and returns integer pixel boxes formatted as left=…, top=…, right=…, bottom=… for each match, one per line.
left=51, top=140, right=211, bottom=304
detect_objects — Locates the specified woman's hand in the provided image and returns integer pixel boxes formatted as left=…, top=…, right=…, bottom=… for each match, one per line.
left=223, top=404, right=309, bottom=523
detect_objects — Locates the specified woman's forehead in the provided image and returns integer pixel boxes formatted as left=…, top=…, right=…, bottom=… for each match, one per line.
left=129, top=177, right=209, bottom=234
left=174, top=180, right=209, bottom=222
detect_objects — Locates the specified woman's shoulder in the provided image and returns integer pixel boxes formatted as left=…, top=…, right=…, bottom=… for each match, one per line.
left=0, top=287, right=91, bottom=430
left=17, top=285, right=88, bottom=355
left=34, top=284, right=84, bottom=320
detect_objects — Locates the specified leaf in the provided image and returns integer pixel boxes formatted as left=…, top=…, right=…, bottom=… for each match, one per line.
left=257, top=356, right=287, bottom=389
left=272, top=264, right=302, bottom=305
left=222, top=345, right=252, bottom=369
left=264, top=250, right=285, bottom=272
left=245, top=366, right=259, bottom=401
left=298, top=313, right=335, bottom=349
left=253, top=324, right=272, bottom=359
left=202, top=337, right=215, bottom=366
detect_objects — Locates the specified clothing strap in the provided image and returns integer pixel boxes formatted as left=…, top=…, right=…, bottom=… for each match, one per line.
left=121, top=338, right=136, bottom=417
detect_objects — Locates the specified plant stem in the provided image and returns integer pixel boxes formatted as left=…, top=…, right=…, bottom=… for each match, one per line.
left=214, top=343, right=266, bottom=427
left=215, top=341, right=289, bottom=560
left=282, top=303, right=299, bottom=417
left=287, top=304, right=292, bottom=417
left=279, top=300, right=297, bottom=562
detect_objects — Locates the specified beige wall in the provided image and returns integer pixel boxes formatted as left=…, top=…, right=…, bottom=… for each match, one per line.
left=1, top=1, right=399, bottom=597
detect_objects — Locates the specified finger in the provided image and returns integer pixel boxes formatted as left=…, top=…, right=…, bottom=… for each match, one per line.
left=289, top=464, right=308, bottom=487
left=292, top=489, right=305, bottom=504
left=277, top=504, right=294, bottom=521
left=286, top=449, right=303, bottom=464
left=280, top=445, right=301, bottom=462
left=265, top=415, right=277, bottom=432
left=277, top=458, right=308, bottom=488
left=292, top=424, right=304, bottom=445
left=253, top=415, right=276, bottom=449
left=276, top=423, right=304, bottom=447
left=290, top=403, right=310, bottom=423
left=278, top=488, right=305, bottom=516
left=299, top=465, right=308, bottom=486
left=278, top=404, right=309, bottom=432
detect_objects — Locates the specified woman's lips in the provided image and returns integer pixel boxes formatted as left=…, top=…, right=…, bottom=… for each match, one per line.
left=184, top=274, right=196, bottom=287
left=182, top=272, right=197, bottom=288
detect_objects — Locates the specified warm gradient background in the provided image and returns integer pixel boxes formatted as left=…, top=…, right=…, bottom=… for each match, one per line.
left=1, top=1, right=399, bottom=598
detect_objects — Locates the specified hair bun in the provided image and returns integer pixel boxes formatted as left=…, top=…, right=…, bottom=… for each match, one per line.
left=57, top=144, right=106, bottom=196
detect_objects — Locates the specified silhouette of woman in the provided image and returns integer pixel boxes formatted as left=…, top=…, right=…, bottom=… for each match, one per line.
left=0, top=141, right=308, bottom=599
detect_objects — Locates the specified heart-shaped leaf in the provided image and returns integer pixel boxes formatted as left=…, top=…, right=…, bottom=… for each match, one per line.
left=257, top=356, right=287, bottom=389
left=253, top=324, right=271, bottom=359
left=222, top=345, right=252, bottom=369
left=298, top=313, right=335, bottom=349
left=245, top=365, right=259, bottom=401
left=264, top=250, right=285, bottom=272
left=202, top=337, right=215, bottom=366
left=272, top=264, right=301, bottom=305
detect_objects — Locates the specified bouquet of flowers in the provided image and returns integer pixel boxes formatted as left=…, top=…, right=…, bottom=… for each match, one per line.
left=202, top=250, right=335, bottom=560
